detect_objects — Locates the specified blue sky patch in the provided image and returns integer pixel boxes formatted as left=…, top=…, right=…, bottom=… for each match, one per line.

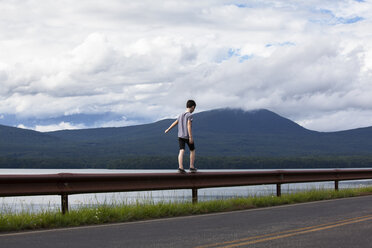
left=231, top=2, right=255, bottom=8
left=239, top=54, right=253, bottom=62
left=311, top=8, right=364, bottom=25
left=338, top=16, right=364, bottom=24
left=218, top=48, right=253, bottom=63
left=266, top=41, right=295, bottom=48
left=234, top=3, right=248, bottom=8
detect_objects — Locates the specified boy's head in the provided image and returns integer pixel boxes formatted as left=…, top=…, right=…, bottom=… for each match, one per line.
left=186, top=100, right=196, bottom=113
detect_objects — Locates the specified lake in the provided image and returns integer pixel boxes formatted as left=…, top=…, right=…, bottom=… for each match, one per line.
left=1, top=168, right=372, bottom=213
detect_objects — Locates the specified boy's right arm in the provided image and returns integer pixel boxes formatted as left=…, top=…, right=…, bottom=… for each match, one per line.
left=165, top=120, right=178, bottom=133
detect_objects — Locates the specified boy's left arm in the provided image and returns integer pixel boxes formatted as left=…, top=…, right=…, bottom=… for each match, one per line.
left=187, top=119, right=193, bottom=144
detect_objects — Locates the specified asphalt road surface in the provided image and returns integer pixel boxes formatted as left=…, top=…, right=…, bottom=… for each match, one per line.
left=1, top=195, right=372, bottom=248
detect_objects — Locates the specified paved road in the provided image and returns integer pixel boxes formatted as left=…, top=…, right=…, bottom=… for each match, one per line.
left=1, top=195, right=372, bottom=248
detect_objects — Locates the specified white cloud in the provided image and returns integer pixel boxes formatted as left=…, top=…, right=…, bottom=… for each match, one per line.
left=17, top=124, right=27, bottom=130
left=27, top=122, right=87, bottom=133
left=99, top=117, right=142, bottom=128
left=35, top=122, right=87, bottom=132
left=0, top=0, right=372, bottom=131
left=297, top=109, right=372, bottom=132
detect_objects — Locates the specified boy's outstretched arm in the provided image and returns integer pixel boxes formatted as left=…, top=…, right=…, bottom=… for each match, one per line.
left=165, top=120, right=178, bottom=133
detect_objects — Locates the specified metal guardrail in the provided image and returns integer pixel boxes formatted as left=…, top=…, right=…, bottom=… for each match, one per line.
left=1, top=169, right=372, bottom=214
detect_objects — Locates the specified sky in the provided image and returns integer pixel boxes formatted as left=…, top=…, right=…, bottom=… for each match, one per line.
left=1, top=0, right=372, bottom=132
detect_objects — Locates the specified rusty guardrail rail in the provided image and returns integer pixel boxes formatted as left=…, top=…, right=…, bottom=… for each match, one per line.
left=1, top=169, right=372, bottom=214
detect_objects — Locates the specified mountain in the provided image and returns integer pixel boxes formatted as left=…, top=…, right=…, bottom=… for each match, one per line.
left=45, top=108, right=318, bottom=157
left=0, top=124, right=62, bottom=158
left=195, top=108, right=312, bottom=135
left=0, top=124, right=58, bottom=144
left=2, top=108, right=372, bottom=165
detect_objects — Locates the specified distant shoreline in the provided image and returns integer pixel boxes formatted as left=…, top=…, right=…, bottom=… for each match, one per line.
left=2, top=155, right=372, bottom=170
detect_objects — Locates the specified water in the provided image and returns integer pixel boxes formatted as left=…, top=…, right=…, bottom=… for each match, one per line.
left=1, top=168, right=372, bottom=214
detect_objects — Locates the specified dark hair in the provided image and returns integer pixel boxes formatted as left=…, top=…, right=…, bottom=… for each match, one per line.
left=186, top=100, right=196, bottom=108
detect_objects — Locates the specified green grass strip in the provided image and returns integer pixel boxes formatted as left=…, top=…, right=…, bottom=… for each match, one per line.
left=1, top=186, right=372, bottom=233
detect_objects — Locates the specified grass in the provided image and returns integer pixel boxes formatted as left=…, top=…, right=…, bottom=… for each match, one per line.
left=1, top=186, right=372, bottom=233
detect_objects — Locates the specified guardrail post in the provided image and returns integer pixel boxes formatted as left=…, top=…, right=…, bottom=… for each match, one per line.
left=335, top=180, right=339, bottom=191
left=192, top=188, right=198, bottom=204
left=61, top=194, right=69, bottom=214
left=276, top=184, right=281, bottom=197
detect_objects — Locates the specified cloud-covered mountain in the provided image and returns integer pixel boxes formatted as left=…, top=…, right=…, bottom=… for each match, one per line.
left=1, top=1, right=371, bottom=132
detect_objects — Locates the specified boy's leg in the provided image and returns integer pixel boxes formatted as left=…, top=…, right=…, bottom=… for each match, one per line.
left=187, top=140, right=196, bottom=169
left=190, top=150, right=195, bottom=169
left=178, top=149, right=185, bottom=169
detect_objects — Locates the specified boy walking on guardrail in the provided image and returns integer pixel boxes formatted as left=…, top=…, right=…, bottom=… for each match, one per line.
left=164, top=100, right=197, bottom=173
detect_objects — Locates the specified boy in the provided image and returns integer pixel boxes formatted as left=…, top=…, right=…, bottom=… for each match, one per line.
left=164, top=100, right=197, bottom=173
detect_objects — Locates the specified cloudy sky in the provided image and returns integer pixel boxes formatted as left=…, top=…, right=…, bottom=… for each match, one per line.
left=1, top=0, right=372, bottom=132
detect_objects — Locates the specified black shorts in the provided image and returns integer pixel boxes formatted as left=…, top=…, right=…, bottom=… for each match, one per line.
left=178, top=138, right=195, bottom=151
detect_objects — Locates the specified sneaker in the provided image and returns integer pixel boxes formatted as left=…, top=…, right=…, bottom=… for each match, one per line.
left=178, top=168, right=186, bottom=173
left=189, top=167, right=198, bottom=173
